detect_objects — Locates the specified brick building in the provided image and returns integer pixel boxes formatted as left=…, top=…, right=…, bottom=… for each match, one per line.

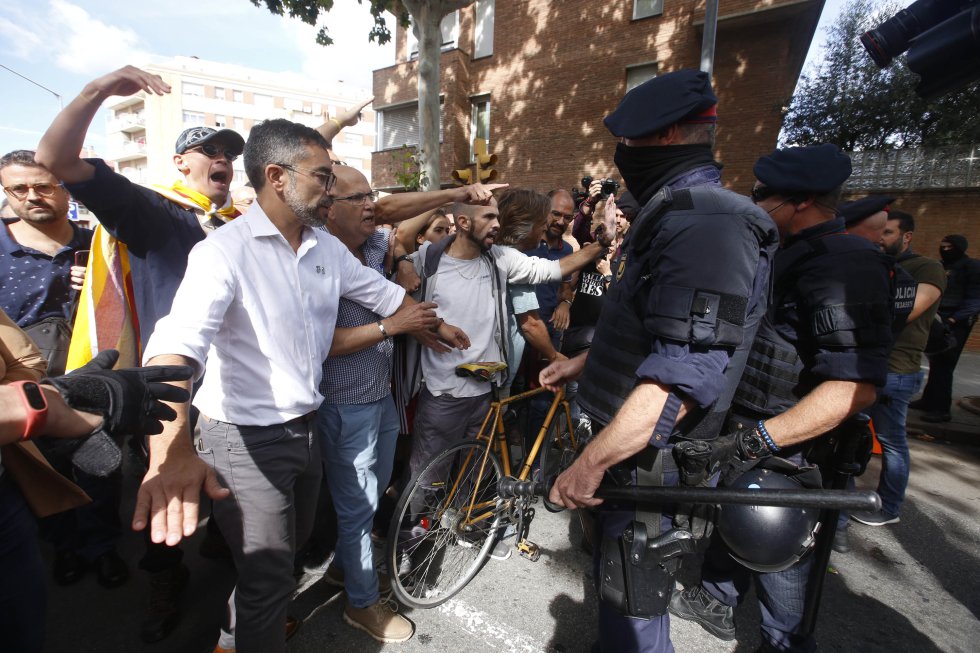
left=371, top=0, right=825, bottom=194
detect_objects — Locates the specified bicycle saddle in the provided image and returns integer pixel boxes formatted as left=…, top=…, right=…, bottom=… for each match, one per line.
left=455, top=361, right=508, bottom=381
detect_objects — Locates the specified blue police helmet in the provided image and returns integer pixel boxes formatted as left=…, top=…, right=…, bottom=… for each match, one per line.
left=604, top=69, right=717, bottom=139
left=753, top=144, right=852, bottom=195
left=838, top=195, right=896, bottom=226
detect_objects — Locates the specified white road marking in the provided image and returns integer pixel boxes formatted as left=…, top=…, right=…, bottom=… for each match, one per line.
left=437, top=598, right=551, bottom=653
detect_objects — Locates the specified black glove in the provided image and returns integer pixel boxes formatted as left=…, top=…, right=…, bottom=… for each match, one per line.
left=717, top=426, right=772, bottom=486
left=43, top=349, right=193, bottom=436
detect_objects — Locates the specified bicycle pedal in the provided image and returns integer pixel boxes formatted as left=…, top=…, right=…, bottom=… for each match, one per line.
left=517, top=539, right=540, bottom=562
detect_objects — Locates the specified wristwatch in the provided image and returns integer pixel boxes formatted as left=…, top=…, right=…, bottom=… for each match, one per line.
left=738, top=427, right=770, bottom=460
left=11, top=380, right=48, bottom=441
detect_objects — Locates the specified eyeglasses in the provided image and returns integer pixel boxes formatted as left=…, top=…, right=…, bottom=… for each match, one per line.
left=333, top=191, right=379, bottom=206
left=2, top=183, right=62, bottom=201
left=276, top=163, right=337, bottom=193
left=750, top=185, right=780, bottom=204
left=187, top=143, right=241, bottom=162
left=550, top=209, right=574, bottom=221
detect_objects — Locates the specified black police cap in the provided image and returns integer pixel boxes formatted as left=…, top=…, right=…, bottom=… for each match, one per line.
left=838, top=195, right=896, bottom=226
left=753, top=144, right=852, bottom=194
left=604, top=70, right=717, bottom=139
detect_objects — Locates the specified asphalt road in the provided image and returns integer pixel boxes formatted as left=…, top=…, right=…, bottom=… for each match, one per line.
left=41, top=431, right=980, bottom=653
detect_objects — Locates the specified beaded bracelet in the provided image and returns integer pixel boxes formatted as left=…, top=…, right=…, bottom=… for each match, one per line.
left=756, top=420, right=781, bottom=453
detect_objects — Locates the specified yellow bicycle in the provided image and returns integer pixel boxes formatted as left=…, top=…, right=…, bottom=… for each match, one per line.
left=385, top=361, right=580, bottom=608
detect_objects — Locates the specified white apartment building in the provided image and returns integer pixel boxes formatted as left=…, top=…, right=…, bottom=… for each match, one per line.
left=103, top=56, right=375, bottom=187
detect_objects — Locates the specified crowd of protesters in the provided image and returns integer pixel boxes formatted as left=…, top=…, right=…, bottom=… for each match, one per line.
left=1, top=61, right=978, bottom=653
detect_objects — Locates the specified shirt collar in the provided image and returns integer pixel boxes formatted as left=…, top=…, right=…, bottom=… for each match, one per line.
left=0, top=222, right=19, bottom=254
left=245, top=200, right=319, bottom=250
left=0, top=220, right=87, bottom=256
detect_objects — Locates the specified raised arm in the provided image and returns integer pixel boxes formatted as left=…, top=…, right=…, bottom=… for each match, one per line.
left=375, top=183, right=508, bottom=225
left=36, top=66, right=171, bottom=184
left=316, top=97, right=373, bottom=144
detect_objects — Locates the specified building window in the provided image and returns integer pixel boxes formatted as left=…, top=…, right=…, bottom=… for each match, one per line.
left=474, top=0, right=495, bottom=58
left=377, top=101, right=444, bottom=150
left=626, top=62, right=658, bottom=90
left=254, top=94, right=275, bottom=109
left=408, top=11, right=459, bottom=57
left=470, top=95, right=490, bottom=158
left=214, top=86, right=225, bottom=99
left=633, top=0, right=664, bottom=19
left=344, top=133, right=362, bottom=146
left=234, top=117, right=244, bottom=131
left=183, top=82, right=204, bottom=97
left=182, top=111, right=205, bottom=126
left=284, top=97, right=304, bottom=112
left=215, top=115, right=227, bottom=128
left=233, top=90, right=244, bottom=103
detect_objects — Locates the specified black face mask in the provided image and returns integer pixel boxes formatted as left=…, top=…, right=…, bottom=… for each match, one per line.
left=940, top=248, right=965, bottom=265
left=613, top=142, right=716, bottom=205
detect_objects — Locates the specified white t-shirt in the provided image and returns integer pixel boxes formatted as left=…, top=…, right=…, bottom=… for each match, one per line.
left=422, top=254, right=498, bottom=397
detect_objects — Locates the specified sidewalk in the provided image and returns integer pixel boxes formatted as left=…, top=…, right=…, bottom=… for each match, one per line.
left=907, top=350, right=980, bottom=447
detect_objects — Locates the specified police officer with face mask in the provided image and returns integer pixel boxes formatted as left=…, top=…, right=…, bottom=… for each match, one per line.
left=669, top=145, right=894, bottom=653
left=539, top=70, right=779, bottom=653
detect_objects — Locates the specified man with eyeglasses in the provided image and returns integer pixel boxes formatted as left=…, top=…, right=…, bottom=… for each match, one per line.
left=670, top=145, right=893, bottom=653
left=35, top=65, right=246, bottom=644
left=138, top=118, right=467, bottom=653
left=0, top=150, right=132, bottom=594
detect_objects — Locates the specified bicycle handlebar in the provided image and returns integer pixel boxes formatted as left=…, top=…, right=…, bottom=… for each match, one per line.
left=498, top=477, right=881, bottom=512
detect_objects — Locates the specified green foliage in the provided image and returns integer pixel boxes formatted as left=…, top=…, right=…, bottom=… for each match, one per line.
left=391, top=145, right=428, bottom=191
left=782, top=0, right=980, bottom=150
left=248, top=0, right=409, bottom=46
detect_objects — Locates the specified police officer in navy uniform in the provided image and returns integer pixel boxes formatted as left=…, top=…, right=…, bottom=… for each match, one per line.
left=669, top=145, right=894, bottom=653
left=539, top=70, right=779, bottom=652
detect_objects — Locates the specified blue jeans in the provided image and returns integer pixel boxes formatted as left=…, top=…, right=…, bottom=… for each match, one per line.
left=0, top=479, right=46, bottom=653
left=318, top=396, right=399, bottom=608
left=868, top=371, right=924, bottom=516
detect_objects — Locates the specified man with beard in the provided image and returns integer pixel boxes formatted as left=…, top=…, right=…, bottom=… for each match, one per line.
left=537, top=70, right=779, bottom=653
left=844, top=207, right=944, bottom=527
left=137, top=119, right=459, bottom=653
left=912, top=234, right=980, bottom=422
left=527, top=190, right=576, bottom=345
left=35, top=65, right=246, bottom=644
left=405, top=196, right=605, bottom=530
left=0, top=150, right=132, bottom=593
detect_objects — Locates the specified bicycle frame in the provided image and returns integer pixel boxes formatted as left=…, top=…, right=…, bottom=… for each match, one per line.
left=440, top=384, right=576, bottom=533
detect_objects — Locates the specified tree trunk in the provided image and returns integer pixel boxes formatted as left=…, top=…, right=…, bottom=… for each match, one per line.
left=405, top=0, right=442, bottom=190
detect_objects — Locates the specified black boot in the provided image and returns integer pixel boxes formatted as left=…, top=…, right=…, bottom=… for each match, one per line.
left=668, top=585, right=736, bottom=641
left=140, top=563, right=190, bottom=643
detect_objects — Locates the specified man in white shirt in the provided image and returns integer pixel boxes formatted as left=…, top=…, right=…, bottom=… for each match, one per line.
left=407, top=198, right=605, bottom=555
left=136, top=118, right=459, bottom=653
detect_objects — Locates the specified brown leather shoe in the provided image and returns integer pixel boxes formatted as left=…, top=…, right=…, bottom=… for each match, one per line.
left=344, top=600, right=414, bottom=643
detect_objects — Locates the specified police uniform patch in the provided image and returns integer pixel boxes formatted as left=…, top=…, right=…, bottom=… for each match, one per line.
left=616, top=254, right=627, bottom=282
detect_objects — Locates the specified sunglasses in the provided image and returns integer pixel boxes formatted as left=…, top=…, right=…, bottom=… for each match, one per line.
left=187, top=143, right=241, bottom=162
left=3, top=183, right=62, bottom=201
left=750, top=185, right=780, bottom=204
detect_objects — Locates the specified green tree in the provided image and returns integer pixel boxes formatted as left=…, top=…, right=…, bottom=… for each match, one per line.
left=781, top=0, right=980, bottom=150
left=249, top=0, right=476, bottom=189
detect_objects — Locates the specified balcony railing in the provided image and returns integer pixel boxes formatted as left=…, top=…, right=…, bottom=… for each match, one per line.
left=846, top=145, right=980, bottom=191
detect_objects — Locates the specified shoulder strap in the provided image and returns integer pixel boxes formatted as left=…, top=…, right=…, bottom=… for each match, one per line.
left=626, top=187, right=694, bottom=255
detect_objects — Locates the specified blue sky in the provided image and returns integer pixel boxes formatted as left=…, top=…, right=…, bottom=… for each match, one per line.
left=0, top=0, right=852, bottom=157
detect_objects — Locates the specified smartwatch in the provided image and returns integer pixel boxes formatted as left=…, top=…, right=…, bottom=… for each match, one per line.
left=11, top=380, right=48, bottom=441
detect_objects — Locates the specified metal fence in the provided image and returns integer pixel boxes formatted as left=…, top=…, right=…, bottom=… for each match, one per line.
left=846, top=145, right=980, bottom=191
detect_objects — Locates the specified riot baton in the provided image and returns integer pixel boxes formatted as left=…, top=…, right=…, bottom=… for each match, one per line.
left=498, top=477, right=881, bottom=512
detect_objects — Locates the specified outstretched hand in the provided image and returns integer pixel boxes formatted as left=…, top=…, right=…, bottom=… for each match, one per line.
left=458, top=183, right=508, bottom=205
left=87, top=66, right=171, bottom=102
left=539, top=352, right=588, bottom=392
left=336, top=97, right=373, bottom=128
left=44, top=350, right=192, bottom=436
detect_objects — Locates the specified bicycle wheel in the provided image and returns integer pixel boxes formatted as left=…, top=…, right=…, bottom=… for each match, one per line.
left=386, top=441, right=505, bottom=608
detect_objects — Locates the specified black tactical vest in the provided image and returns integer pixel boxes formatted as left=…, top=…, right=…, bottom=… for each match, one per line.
left=578, top=184, right=778, bottom=442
